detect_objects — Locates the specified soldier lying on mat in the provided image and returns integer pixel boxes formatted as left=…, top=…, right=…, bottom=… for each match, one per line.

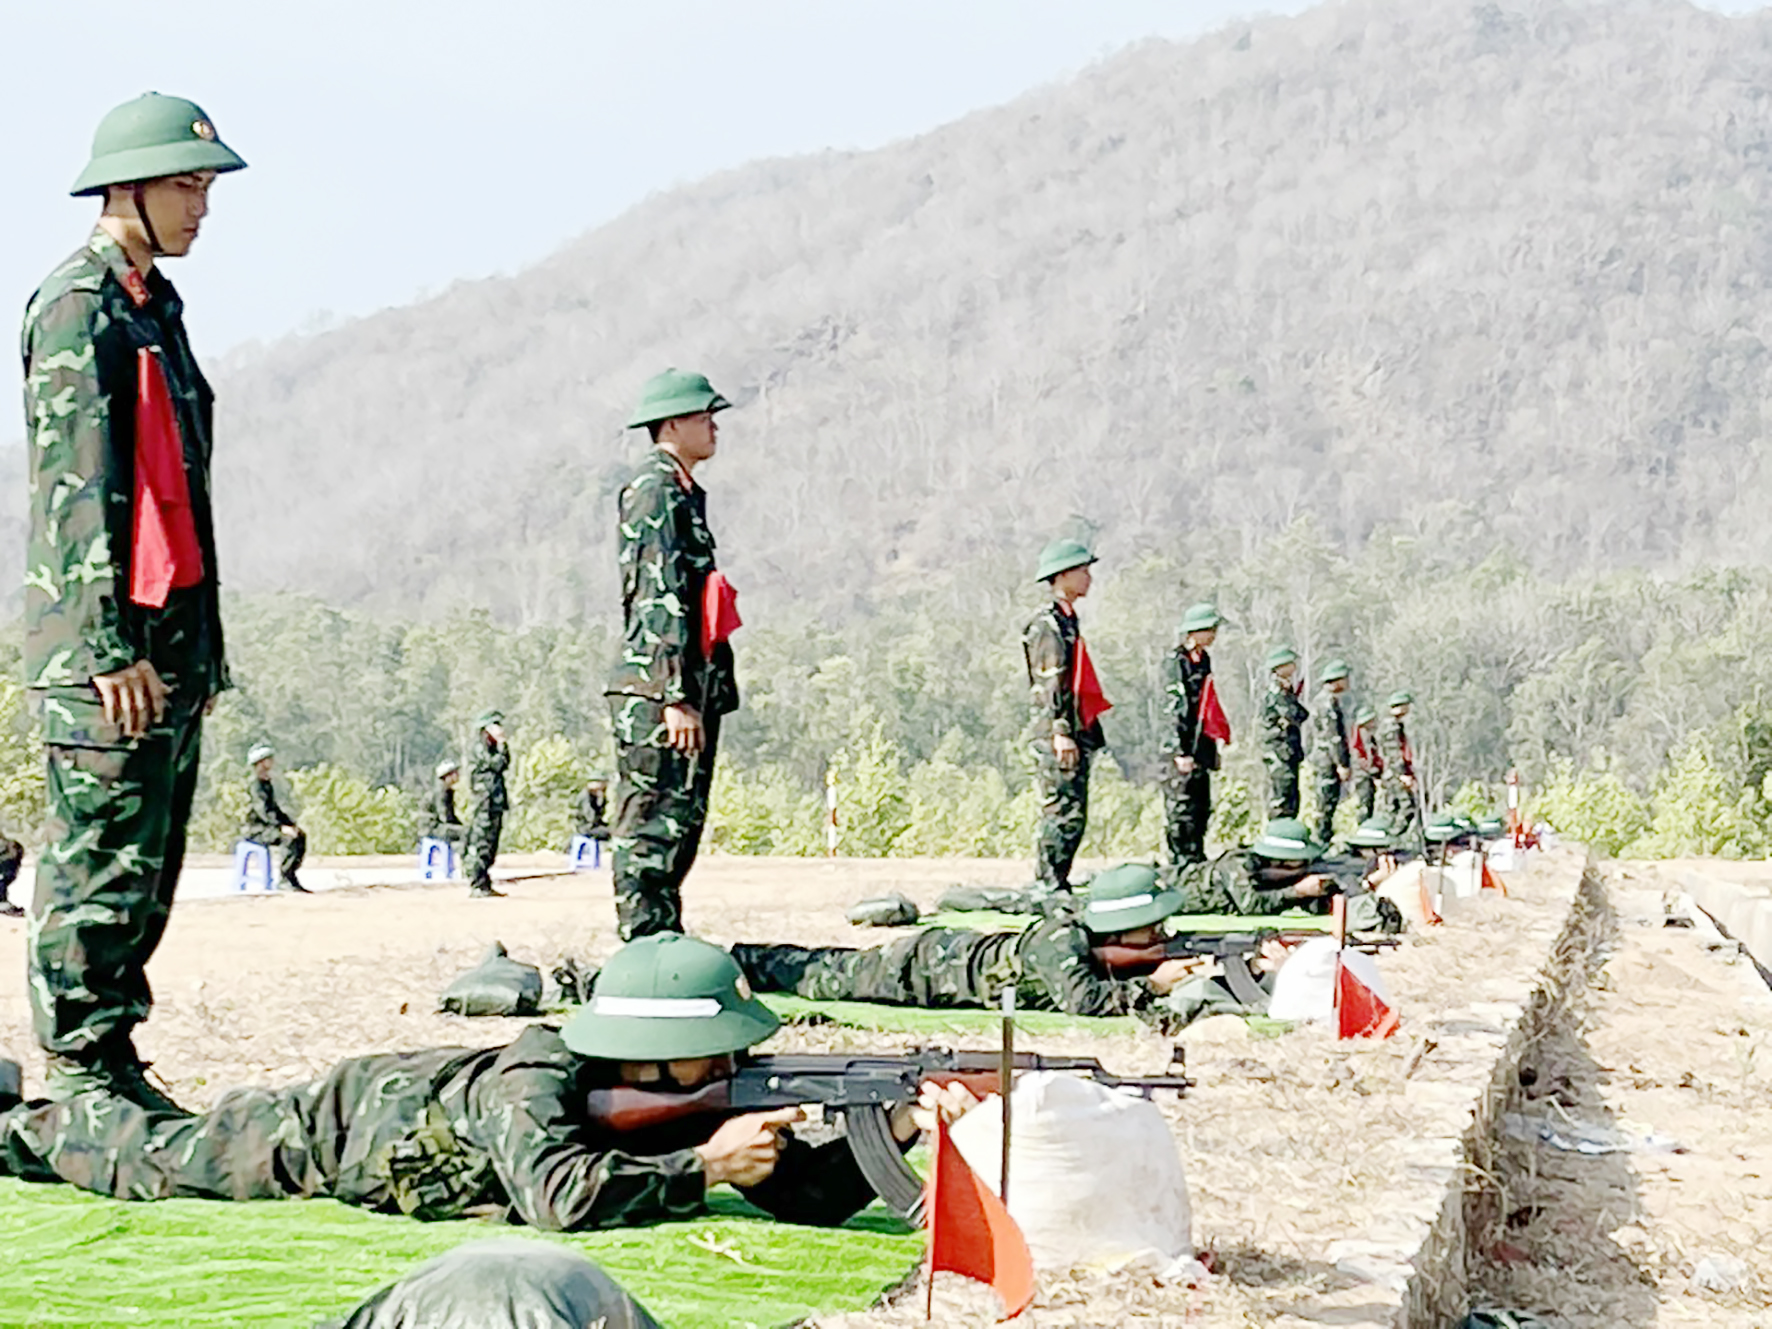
left=0, top=935, right=972, bottom=1231
left=733, top=863, right=1294, bottom=1031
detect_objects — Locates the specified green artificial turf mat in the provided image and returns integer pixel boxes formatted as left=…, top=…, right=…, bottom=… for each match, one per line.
left=0, top=1179, right=919, bottom=1329
left=758, top=993, right=1141, bottom=1037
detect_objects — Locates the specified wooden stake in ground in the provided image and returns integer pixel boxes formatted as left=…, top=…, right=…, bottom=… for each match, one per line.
left=999, top=988, right=1015, bottom=1204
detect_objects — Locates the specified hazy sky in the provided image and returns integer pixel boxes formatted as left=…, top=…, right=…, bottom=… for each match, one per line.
left=3, top=0, right=1767, bottom=392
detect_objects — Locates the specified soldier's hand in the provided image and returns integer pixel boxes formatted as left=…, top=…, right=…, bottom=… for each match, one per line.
left=1337, top=766, right=1351, bottom=783
left=1401, top=775, right=1416, bottom=789
left=1149, top=956, right=1210, bottom=994
left=695, top=1107, right=802, bottom=1188
left=1053, top=734, right=1079, bottom=771
left=665, top=704, right=706, bottom=754
left=1292, top=873, right=1329, bottom=899
left=1174, top=754, right=1197, bottom=775
left=93, top=660, right=168, bottom=738
left=900, top=1080, right=981, bottom=1140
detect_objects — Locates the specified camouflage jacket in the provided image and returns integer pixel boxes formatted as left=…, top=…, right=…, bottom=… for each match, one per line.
left=606, top=448, right=738, bottom=718
left=574, top=788, right=609, bottom=837
left=1160, top=851, right=1326, bottom=916
left=470, top=739, right=509, bottom=815
left=419, top=783, right=461, bottom=837
left=1379, top=715, right=1413, bottom=783
left=911, top=915, right=1161, bottom=1021
left=242, top=777, right=294, bottom=838
left=1022, top=601, right=1103, bottom=749
left=312, top=1025, right=879, bottom=1230
left=1259, top=681, right=1308, bottom=767
left=1163, top=646, right=1219, bottom=768
left=1307, top=688, right=1348, bottom=773
left=21, top=228, right=227, bottom=732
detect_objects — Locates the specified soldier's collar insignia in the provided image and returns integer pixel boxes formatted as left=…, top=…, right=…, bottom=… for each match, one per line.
left=192, top=119, right=216, bottom=141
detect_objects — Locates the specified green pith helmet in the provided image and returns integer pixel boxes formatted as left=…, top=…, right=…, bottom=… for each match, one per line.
left=1179, top=602, right=1223, bottom=635
left=475, top=710, right=504, bottom=730
left=1424, top=816, right=1465, bottom=844
left=71, top=93, right=247, bottom=197
left=1353, top=704, right=1377, bottom=727
left=1266, top=646, right=1298, bottom=672
left=247, top=744, right=274, bottom=766
left=1320, top=659, right=1351, bottom=684
left=626, top=369, right=731, bottom=428
left=1080, top=864, right=1183, bottom=935
left=435, top=759, right=460, bottom=779
left=561, top=933, right=780, bottom=1061
left=1476, top=816, right=1505, bottom=838
left=1346, top=817, right=1395, bottom=849
left=1034, top=538, right=1096, bottom=582
left=1388, top=690, right=1415, bottom=709
left=1250, top=817, right=1326, bottom=862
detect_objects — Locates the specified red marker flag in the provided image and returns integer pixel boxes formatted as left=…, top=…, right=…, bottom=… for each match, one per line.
left=925, top=1117, right=1035, bottom=1319
left=1481, top=863, right=1509, bottom=897
left=1072, top=635, right=1113, bottom=731
left=700, top=571, right=742, bottom=656
left=129, top=348, right=205, bottom=608
left=1199, top=673, right=1232, bottom=745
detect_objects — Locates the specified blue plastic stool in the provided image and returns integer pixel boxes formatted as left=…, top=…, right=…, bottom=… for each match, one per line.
left=232, top=841, right=273, bottom=893
left=419, top=838, right=457, bottom=881
left=568, top=835, right=602, bottom=871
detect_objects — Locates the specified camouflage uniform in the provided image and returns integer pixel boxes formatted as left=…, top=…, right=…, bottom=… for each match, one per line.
left=463, top=737, right=509, bottom=892
left=0, top=833, right=22, bottom=917
left=607, top=448, right=738, bottom=940
left=1350, top=723, right=1383, bottom=823
left=21, top=228, right=227, bottom=1061
left=417, top=780, right=466, bottom=850
left=1161, top=647, right=1219, bottom=865
left=731, top=912, right=1165, bottom=1025
left=1379, top=714, right=1419, bottom=837
left=1306, top=690, right=1349, bottom=846
left=241, top=775, right=305, bottom=888
left=574, top=787, right=610, bottom=841
left=1259, top=681, right=1308, bottom=818
left=1160, top=851, right=1328, bottom=916
left=1023, top=602, right=1103, bottom=890
left=0, top=1025, right=878, bottom=1231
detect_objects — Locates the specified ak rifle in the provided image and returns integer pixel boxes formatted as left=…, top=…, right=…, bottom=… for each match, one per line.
left=1092, top=930, right=1402, bottom=1005
left=585, top=1048, right=1192, bottom=1221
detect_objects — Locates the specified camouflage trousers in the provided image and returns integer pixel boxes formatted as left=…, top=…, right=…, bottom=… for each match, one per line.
left=611, top=698, right=722, bottom=941
left=1309, top=765, right=1342, bottom=847
left=1351, top=768, right=1379, bottom=823
left=30, top=700, right=203, bottom=1057
left=463, top=807, right=504, bottom=891
left=242, top=828, right=306, bottom=887
left=1264, top=756, right=1301, bottom=819
left=730, top=931, right=1001, bottom=1009
left=1382, top=779, right=1420, bottom=838
left=1030, top=741, right=1091, bottom=890
left=1162, top=763, right=1211, bottom=865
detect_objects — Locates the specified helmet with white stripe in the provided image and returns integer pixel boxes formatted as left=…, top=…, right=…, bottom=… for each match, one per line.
left=561, top=933, right=779, bottom=1060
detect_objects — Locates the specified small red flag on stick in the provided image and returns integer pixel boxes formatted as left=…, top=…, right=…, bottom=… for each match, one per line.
left=1199, top=673, right=1232, bottom=745
left=925, top=1117, right=1035, bottom=1320
left=1332, top=896, right=1399, bottom=1040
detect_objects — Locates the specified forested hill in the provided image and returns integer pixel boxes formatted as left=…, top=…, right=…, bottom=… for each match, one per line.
left=25, top=0, right=1772, bottom=624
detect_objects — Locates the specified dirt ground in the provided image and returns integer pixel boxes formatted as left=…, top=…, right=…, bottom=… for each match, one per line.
left=1466, top=862, right=1772, bottom=1329
left=1, top=851, right=1766, bottom=1326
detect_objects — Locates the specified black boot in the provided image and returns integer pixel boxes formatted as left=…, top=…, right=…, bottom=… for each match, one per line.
left=45, top=1040, right=187, bottom=1115
left=0, top=1058, right=22, bottom=1112
left=468, top=881, right=505, bottom=898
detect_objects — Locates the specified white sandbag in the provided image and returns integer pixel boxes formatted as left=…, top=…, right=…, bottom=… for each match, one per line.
left=1485, top=841, right=1517, bottom=872
left=1377, top=860, right=1456, bottom=925
left=948, top=1071, right=1191, bottom=1272
left=1267, top=937, right=1394, bottom=1023
left=1444, top=850, right=1484, bottom=899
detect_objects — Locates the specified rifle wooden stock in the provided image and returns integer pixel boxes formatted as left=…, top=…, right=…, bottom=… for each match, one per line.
left=584, top=1079, right=734, bottom=1130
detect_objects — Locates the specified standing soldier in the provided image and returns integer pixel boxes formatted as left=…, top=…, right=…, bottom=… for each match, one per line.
left=463, top=712, right=509, bottom=899
left=607, top=371, right=741, bottom=939
left=240, top=745, right=308, bottom=893
left=1349, top=705, right=1383, bottom=822
left=1380, top=691, right=1420, bottom=837
left=418, top=759, right=467, bottom=852
left=1306, top=660, right=1352, bottom=846
left=21, top=94, right=246, bottom=1109
left=1259, top=647, right=1308, bottom=818
left=1023, top=539, right=1110, bottom=893
left=1162, top=603, right=1230, bottom=865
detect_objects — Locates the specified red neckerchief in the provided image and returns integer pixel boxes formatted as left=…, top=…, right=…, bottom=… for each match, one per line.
left=122, top=263, right=204, bottom=606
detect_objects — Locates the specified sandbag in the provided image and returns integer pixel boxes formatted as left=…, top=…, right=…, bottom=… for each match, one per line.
left=439, top=942, right=543, bottom=1017
left=936, top=884, right=1046, bottom=914
left=949, top=1071, right=1192, bottom=1272
left=1376, top=861, right=1453, bottom=926
left=328, top=1238, right=661, bottom=1329
left=846, top=892, right=921, bottom=927
left=1267, top=937, right=1394, bottom=1024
